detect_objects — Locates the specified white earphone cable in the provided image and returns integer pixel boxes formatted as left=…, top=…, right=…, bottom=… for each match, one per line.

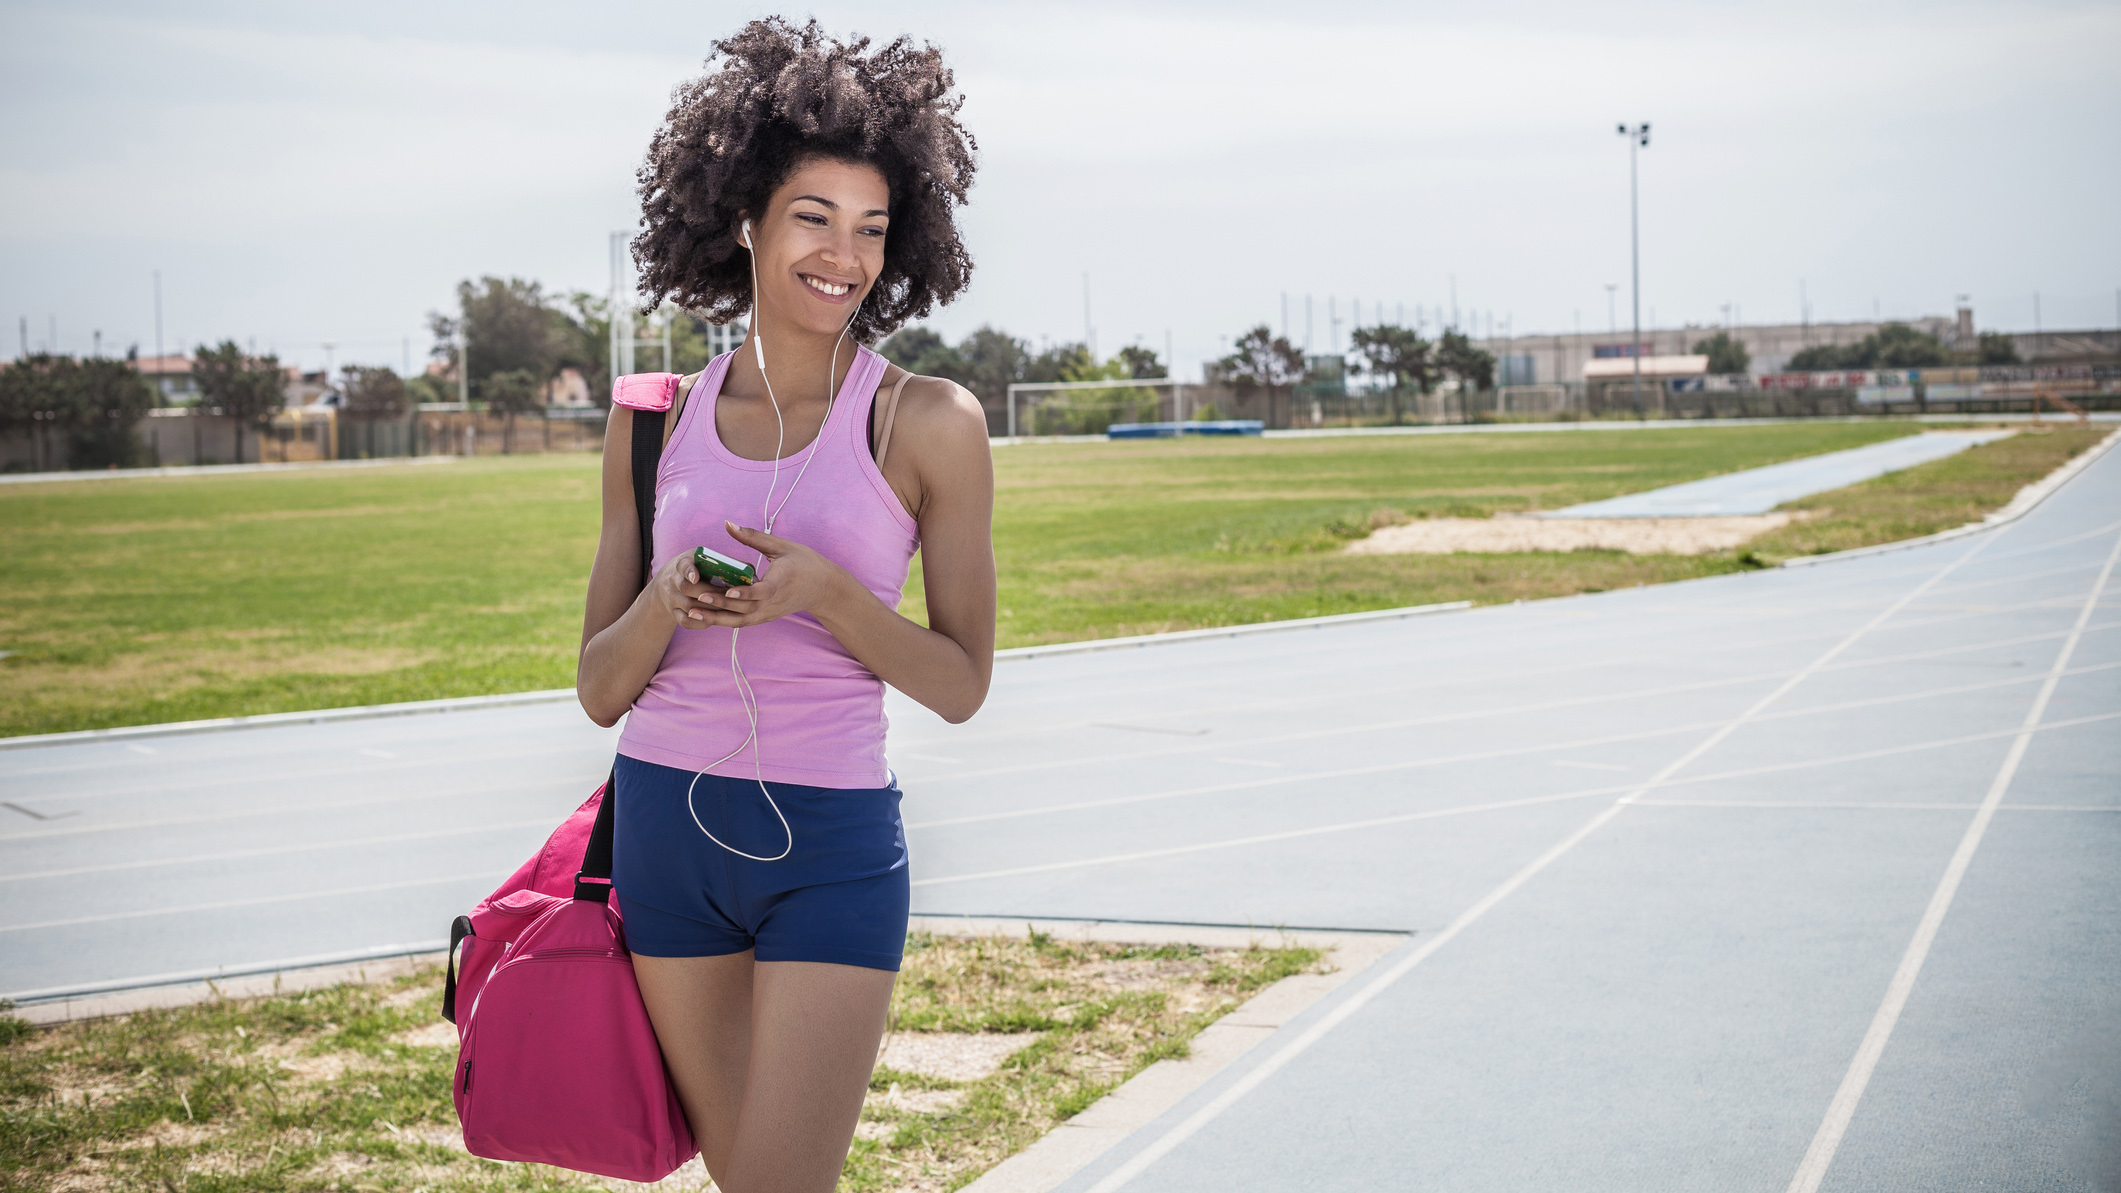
left=682, top=219, right=859, bottom=862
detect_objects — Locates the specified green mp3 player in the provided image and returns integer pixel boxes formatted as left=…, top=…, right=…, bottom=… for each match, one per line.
left=694, top=546, right=757, bottom=588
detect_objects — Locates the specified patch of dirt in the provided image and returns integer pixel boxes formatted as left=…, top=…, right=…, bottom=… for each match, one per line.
left=877, top=1032, right=1040, bottom=1082
left=1345, top=513, right=1802, bottom=556
left=870, top=1086, right=968, bottom=1115
left=392, top=1022, right=457, bottom=1049
left=276, top=1053, right=351, bottom=1083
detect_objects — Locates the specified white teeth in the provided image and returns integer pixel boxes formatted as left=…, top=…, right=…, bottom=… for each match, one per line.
left=805, top=276, right=851, bottom=297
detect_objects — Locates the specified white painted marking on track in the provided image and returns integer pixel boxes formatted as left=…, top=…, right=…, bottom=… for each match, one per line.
left=1213, top=757, right=1283, bottom=768
left=1784, top=524, right=2121, bottom=1193
left=904, top=610, right=2120, bottom=789
left=1551, top=760, right=1630, bottom=772
left=908, top=657, right=2121, bottom=832
left=0, top=871, right=503, bottom=934
left=909, top=711, right=2121, bottom=888
left=1073, top=526, right=2020, bottom=1192
left=0, top=818, right=563, bottom=883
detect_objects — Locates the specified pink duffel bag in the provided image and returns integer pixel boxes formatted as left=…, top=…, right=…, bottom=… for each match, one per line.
left=442, top=775, right=697, bottom=1181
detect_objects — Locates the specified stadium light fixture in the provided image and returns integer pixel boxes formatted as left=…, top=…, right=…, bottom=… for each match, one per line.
left=1616, top=122, right=1651, bottom=415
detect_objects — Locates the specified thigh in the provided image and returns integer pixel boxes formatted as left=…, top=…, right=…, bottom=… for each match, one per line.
left=725, top=960, right=897, bottom=1193
left=633, top=950, right=756, bottom=1184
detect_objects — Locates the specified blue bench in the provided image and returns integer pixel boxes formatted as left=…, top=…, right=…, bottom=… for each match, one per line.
left=1106, top=420, right=1265, bottom=439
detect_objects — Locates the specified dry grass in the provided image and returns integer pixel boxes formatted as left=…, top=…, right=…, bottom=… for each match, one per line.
left=1741, top=424, right=2110, bottom=562
left=0, top=931, right=1322, bottom=1193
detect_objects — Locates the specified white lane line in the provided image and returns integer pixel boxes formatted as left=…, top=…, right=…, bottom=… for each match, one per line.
left=906, top=609, right=2119, bottom=790
left=1635, top=800, right=2121, bottom=813
left=1784, top=524, right=2121, bottom=1193
left=908, top=657, right=2121, bottom=832
left=1080, top=513, right=2016, bottom=1193
left=909, top=710, right=2121, bottom=889
left=0, top=871, right=502, bottom=934
left=4, top=738, right=600, bottom=805
left=0, top=774, right=591, bottom=842
left=1552, top=760, right=1630, bottom=772
left=892, top=561, right=2115, bottom=763
left=0, top=817, right=562, bottom=884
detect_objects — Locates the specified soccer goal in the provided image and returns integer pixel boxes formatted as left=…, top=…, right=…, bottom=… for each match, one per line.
left=1003, top=376, right=1187, bottom=438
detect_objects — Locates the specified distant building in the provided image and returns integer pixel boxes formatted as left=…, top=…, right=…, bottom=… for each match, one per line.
left=1474, top=309, right=2115, bottom=385
left=133, top=353, right=319, bottom=408
left=545, top=367, right=594, bottom=408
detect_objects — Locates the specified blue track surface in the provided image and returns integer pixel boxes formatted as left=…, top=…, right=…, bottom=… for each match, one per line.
left=1542, top=429, right=2013, bottom=517
left=2, top=435, right=2116, bottom=1190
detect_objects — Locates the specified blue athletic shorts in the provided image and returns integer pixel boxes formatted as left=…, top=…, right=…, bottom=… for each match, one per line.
left=610, top=753, right=911, bottom=971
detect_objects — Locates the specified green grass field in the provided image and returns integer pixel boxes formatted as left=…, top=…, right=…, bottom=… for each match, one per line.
left=0, top=422, right=2101, bottom=737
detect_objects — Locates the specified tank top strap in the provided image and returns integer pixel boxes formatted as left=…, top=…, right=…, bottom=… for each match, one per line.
left=838, top=346, right=889, bottom=460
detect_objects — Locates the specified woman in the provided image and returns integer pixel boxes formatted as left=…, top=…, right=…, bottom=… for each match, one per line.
left=575, top=19, right=994, bottom=1191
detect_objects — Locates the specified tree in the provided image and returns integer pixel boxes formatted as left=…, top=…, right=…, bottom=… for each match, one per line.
left=0, top=354, right=149, bottom=469
left=429, top=277, right=566, bottom=406
left=1788, top=323, right=1948, bottom=372
left=480, top=368, right=543, bottom=454
left=1977, top=331, right=2020, bottom=366
left=949, top=327, right=1033, bottom=431
left=879, top=326, right=948, bottom=370
left=66, top=358, right=157, bottom=468
left=1435, top=330, right=1496, bottom=414
left=0, top=355, right=74, bottom=470
left=1692, top=330, right=1751, bottom=375
left=556, top=292, right=611, bottom=406
left=1348, top=325, right=1434, bottom=424
left=1219, top=326, right=1305, bottom=428
left=1116, top=345, right=1166, bottom=379
left=340, top=366, right=408, bottom=420
left=191, top=341, right=287, bottom=463
left=1867, top=323, right=1949, bottom=368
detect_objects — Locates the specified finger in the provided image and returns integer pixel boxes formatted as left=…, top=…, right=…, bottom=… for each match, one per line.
left=725, top=521, right=791, bottom=556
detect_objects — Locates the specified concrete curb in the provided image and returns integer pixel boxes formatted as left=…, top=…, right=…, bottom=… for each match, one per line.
left=1781, top=425, right=2121, bottom=569
left=992, top=601, right=1471, bottom=661
left=0, top=605, right=1473, bottom=750
left=0, top=688, right=581, bottom=751
left=0, top=455, right=459, bottom=485
left=925, top=917, right=1410, bottom=1193
left=10, top=943, right=451, bottom=1018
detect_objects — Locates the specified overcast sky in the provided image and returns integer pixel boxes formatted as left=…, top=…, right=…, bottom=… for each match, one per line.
left=3, top=0, right=2116, bottom=379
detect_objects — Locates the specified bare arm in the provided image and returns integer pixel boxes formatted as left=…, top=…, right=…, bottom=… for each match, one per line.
left=576, top=395, right=724, bottom=728
left=688, top=377, right=997, bottom=723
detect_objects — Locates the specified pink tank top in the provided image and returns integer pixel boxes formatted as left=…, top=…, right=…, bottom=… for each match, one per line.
left=617, top=347, right=919, bottom=788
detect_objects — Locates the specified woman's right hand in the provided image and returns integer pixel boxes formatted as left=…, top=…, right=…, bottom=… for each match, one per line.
left=655, top=551, right=742, bottom=628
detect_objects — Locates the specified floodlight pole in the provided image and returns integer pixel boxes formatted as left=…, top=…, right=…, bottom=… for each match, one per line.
left=1618, top=122, right=1650, bottom=416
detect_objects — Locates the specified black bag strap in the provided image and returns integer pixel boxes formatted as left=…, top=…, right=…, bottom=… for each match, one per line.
left=573, top=400, right=667, bottom=903
left=442, top=914, right=474, bottom=1024
left=630, top=406, right=666, bottom=593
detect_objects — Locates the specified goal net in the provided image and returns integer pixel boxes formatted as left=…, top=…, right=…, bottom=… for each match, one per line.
left=1003, top=377, right=1186, bottom=438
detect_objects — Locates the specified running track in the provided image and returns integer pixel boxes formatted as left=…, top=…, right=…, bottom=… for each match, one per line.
left=4, top=442, right=2118, bottom=1190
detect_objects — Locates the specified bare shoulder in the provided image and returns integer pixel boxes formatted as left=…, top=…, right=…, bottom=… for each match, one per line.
left=892, top=374, right=988, bottom=450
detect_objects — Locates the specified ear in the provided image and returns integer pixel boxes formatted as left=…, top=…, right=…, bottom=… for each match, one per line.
left=737, top=216, right=753, bottom=249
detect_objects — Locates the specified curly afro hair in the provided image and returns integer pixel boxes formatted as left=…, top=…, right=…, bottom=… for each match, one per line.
left=631, top=18, right=977, bottom=345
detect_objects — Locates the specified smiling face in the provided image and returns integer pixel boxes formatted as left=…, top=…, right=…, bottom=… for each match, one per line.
left=742, top=156, right=891, bottom=341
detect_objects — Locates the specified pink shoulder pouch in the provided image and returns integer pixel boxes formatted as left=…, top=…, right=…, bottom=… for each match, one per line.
left=611, top=372, right=681, bottom=411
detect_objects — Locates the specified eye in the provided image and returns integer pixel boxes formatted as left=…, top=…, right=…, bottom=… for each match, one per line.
left=860, top=225, right=886, bottom=238
left=795, top=212, right=827, bottom=226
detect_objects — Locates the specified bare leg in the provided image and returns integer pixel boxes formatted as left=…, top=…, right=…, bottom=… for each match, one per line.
left=634, top=950, right=758, bottom=1184
left=724, top=961, right=896, bottom=1193
left=636, top=955, right=896, bottom=1193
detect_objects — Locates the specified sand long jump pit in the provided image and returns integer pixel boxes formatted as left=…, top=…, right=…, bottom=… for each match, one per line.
left=1346, top=513, right=1804, bottom=556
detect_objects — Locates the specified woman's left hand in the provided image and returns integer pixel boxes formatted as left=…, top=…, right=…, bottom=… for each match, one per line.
left=688, top=521, right=853, bottom=628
